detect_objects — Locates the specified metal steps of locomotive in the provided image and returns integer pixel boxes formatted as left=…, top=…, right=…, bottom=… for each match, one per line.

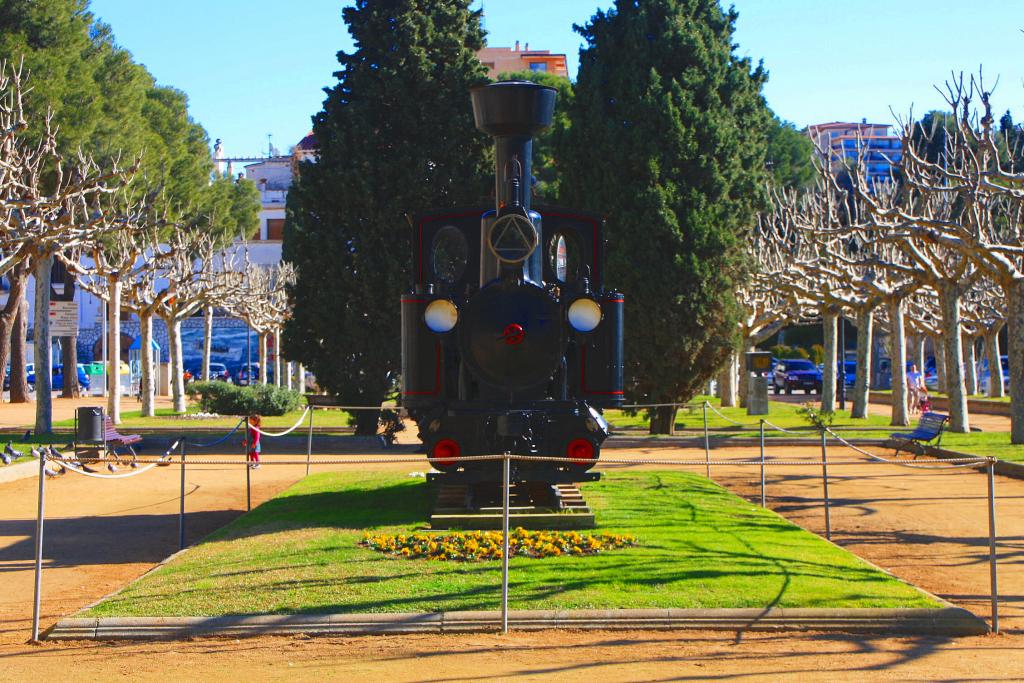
left=430, top=483, right=595, bottom=530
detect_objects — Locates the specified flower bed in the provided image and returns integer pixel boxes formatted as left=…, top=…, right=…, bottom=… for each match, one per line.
left=360, top=527, right=638, bottom=561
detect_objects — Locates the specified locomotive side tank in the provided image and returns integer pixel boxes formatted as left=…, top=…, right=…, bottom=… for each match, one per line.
left=401, top=81, right=624, bottom=496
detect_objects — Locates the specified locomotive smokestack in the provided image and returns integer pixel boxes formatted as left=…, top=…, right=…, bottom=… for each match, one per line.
left=470, top=81, right=556, bottom=214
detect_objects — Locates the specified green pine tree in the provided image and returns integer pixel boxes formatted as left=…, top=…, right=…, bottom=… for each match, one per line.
left=283, top=0, right=490, bottom=433
left=560, top=0, right=772, bottom=433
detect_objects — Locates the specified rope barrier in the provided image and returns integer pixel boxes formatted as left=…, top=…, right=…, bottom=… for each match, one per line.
left=186, top=418, right=245, bottom=449
left=47, top=440, right=180, bottom=480
left=618, top=402, right=700, bottom=409
left=249, top=407, right=311, bottom=437
left=308, top=404, right=396, bottom=411
left=760, top=419, right=802, bottom=435
left=823, top=426, right=991, bottom=470
left=81, top=453, right=991, bottom=468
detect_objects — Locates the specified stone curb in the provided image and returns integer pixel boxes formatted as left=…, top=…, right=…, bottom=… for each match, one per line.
left=869, top=391, right=1011, bottom=416
left=0, top=459, right=38, bottom=484
left=47, top=607, right=987, bottom=640
left=924, top=445, right=1024, bottom=480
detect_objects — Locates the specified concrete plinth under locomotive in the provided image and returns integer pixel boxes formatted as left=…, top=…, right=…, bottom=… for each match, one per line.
left=401, top=81, right=624, bottom=525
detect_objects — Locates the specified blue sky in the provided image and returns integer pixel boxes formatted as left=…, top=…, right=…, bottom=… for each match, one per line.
left=88, top=0, right=1024, bottom=157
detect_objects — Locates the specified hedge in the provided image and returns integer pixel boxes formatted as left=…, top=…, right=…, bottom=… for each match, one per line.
left=187, top=381, right=304, bottom=416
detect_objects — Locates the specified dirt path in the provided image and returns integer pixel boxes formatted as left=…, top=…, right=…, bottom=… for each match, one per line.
left=1, top=441, right=1023, bottom=680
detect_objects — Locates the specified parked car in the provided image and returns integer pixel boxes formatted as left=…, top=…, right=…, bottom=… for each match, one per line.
left=773, top=359, right=822, bottom=395
left=185, top=362, right=232, bottom=383
left=4, top=363, right=35, bottom=391
left=842, top=360, right=856, bottom=387
left=27, top=364, right=90, bottom=391
left=236, top=362, right=262, bottom=386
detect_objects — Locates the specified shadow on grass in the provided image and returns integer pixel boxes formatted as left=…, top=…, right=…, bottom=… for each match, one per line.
left=210, top=477, right=432, bottom=541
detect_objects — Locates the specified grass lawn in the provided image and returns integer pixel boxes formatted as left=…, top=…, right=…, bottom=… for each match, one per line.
left=50, top=406, right=354, bottom=430
left=86, top=471, right=937, bottom=617
left=938, top=432, right=1024, bottom=462
left=605, top=396, right=894, bottom=433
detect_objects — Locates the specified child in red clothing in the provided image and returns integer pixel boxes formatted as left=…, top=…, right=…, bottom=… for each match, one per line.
left=247, top=414, right=262, bottom=469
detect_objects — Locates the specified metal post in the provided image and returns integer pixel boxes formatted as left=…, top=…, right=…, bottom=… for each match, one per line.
left=305, top=406, right=315, bottom=477
left=987, top=460, right=999, bottom=633
left=243, top=417, right=251, bottom=512
left=838, top=313, right=846, bottom=411
left=31, top=449, right=47, bottom=641
left=820, top=429, right=831, bottom=541
left=759, top=419, right=766, bottom=508
left=501, top=452, right=510, bottom=635
left=179, top=440, right=186, bottom=550
left=246, top=455, right=252, bottom=513
left=702, top=402, right=711, bottom=479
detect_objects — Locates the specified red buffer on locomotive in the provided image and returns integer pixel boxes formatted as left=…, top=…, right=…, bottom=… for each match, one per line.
left=401, top=81, right=624, bottom=496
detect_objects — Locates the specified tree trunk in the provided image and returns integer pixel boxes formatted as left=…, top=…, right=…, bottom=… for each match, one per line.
left=851, top=306, right=873, bottom=419
left=10, top=291, right=30, bottom=403
left=963, top=333, right=978, bottom=396
left=1005, top=281, right=1024, bottom=443
left=821, top=308, right=838, bottom=413
left=202, top=305, right=213, bottom=381
left=354, top=408, right=380, bottom=436
left=649, top=405, right=678, bottom=435
left=167, top=317, right=186, bottom=413
left=984, top=329, right=1005, bottom=398
left=718, top=350, right=738, bottom=408
left=933, top=335, right=947, bottom=394
left=140, top=312, right=155, bottom=417
left=61, top=335, right=79, bottom=397
left=60, top=278, right=79, bottom=398
left=107, top=277, right=122, bottom=424
left=737, top=339, right=753, bottom=408
left=259, top=332, right=269, bottom=385
left=297, top=362, right=306, bottom=393
left=887, top=298, right=909, bottom=426
left=285, top=361, right=294, bottom=391
left=0, top=262, right=29, bottom=399
left=913, top=335, right=926, bottom=379
left=938, top=286, right=969, bottom=432
left=34, top=255, right=53, bottom=434
left=274, top=327, right=282, bottom=388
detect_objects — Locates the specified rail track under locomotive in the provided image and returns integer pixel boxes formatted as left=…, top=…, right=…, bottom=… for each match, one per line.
left=401, top=81, right=624, bottom=524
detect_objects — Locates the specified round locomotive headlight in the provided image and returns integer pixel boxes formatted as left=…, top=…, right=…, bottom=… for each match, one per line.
left=424, top=299, right=458, bottom=333
left=568, top=297, right=602, bottom=332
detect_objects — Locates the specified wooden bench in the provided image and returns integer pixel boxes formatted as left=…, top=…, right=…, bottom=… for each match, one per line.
left=891, top=411, right=948, bottom=456
left=103, top=416, right=142, bottom=460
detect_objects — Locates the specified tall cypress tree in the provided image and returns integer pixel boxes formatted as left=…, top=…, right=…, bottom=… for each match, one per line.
left=560, top=0, right=771, bottom=433
left=283, top=0, right=490, bottom=432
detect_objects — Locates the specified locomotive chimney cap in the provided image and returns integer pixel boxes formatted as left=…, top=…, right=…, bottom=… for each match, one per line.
left=470, top=81, right=556, bottom=138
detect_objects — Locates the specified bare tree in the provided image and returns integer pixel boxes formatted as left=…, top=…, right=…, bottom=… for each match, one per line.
left=0, top=62, right=135, bottom=431
left=222, top=257, right=295, bottom=389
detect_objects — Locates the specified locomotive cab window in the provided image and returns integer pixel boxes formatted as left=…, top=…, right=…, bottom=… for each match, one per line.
left=432, top=225, right=469, bottom=284
left=547, top=231, right=582, bottom=284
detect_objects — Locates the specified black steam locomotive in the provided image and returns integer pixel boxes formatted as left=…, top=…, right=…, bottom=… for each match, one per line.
left=401, top=81, right=623, bottom=491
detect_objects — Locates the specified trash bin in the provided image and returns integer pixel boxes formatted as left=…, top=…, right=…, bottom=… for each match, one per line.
left=76, top=406, right=105, bottom=444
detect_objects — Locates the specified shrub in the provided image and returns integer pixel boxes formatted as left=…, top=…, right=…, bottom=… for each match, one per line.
left=810, top=343, right=826, bottom=365
left=770, top=344, right=811, bottom=360
left=187, top=381, right=304, bottom=416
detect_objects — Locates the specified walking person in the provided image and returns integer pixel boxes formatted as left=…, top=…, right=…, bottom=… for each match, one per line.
left=906, top=363, right=922, bottom=414
left=247, top=414, right=262, bottom=469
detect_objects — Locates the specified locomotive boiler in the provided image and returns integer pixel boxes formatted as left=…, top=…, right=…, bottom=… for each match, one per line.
left=401, top=81, right=623, bottom=502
